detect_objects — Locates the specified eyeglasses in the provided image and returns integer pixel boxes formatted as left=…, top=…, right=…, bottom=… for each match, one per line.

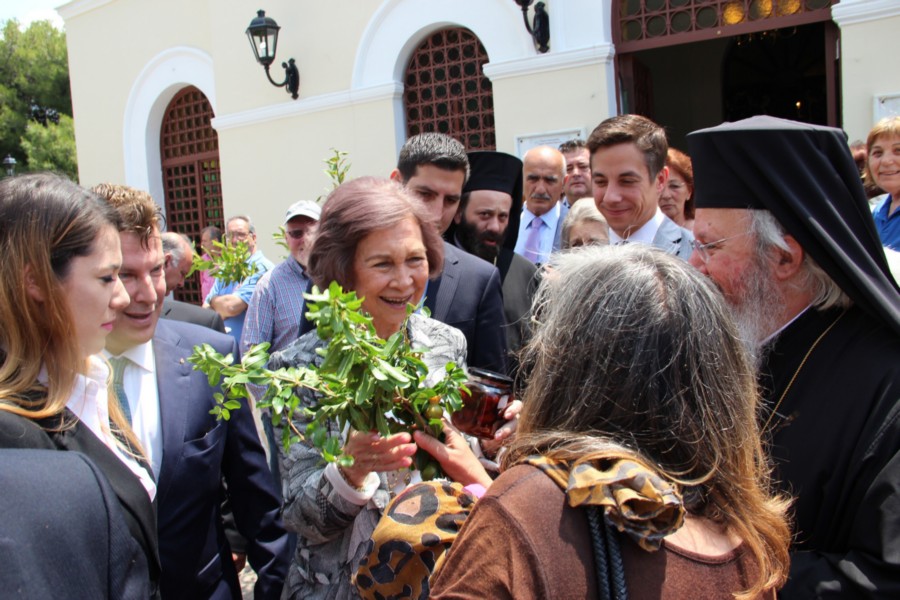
left=286, top=228, right=314, bottom=240
left=690, top=233, right=748, bottom=264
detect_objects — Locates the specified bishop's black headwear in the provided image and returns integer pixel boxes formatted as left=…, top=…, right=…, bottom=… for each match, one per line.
left=687, top=115, right=900, bottom=336
left=445, top=150, right=524, bottom=250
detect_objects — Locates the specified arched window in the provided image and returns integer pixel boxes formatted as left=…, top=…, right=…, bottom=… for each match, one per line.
left=404, top=27, right=496, bottom=150
left=160, top=86, right=222, bottom=305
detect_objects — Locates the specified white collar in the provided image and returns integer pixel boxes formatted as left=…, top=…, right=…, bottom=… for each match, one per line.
left=104, top=340, right=155, bottom=373
left=608, top=209, right=665, bottom=245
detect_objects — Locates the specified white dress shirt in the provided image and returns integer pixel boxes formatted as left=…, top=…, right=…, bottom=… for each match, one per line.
left=51, top=354, right=157, bottom=500
left=608, top=208, right=666, bottom=246
left=104, top=341, right=164, bottom=478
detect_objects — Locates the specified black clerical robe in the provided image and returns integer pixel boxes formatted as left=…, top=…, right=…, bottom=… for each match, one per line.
left=759, top=306, right=900, bottom=597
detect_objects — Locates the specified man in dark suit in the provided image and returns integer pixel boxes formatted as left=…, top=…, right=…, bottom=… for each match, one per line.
left=161, top=231, right=226, bottom=333
left=161, top=297, right=225, bottom=332
left=448, top=151, right=539, bottom=374
left=98, top=184, right=289, bottom=600
left=390, top=133, right=508, bottom=374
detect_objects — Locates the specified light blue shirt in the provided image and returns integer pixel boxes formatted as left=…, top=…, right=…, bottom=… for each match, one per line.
left=873, top=194, right=900, bottom=251
left=206, top=251, right=275, bottom=344
left=514, top=203, right=563, bottom=264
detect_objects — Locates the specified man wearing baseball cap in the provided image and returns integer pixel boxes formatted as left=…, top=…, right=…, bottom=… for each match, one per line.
left=242, top=200, right=321, bottom=482
left=242, top=200, right=322, bottom=356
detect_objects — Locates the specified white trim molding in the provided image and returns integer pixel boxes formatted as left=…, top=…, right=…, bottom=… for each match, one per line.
left=832, top=0, right=900, bottom=26
left=212, top=82, right=403, bottom=131
left=56, top=0, right=114, bottom=21
left=122, top=46, right=216, bottom=213
left=483, top=45, right=615, bottom=81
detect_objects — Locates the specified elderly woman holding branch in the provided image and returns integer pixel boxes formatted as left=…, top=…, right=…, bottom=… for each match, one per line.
left=429, top=245, right=791, bottom=599
left=269, top=177, right=501, bottom=599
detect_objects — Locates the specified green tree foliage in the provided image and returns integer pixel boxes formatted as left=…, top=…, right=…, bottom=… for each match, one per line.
left=0, top=19, right=76, bottom=178
left=21, top=113, right=77, bottom=179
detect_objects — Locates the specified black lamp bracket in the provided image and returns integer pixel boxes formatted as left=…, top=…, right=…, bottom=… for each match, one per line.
left=263, top=58, right=300, bottom=100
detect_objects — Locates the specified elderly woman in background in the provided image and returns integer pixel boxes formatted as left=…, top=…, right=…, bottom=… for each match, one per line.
left=270, top=177, right=494, bottom=599
left=430, top=245, right=791, bottom=599
left=560, top=197, right=609, bottom=249
left=660, top=148, right=695, bottom=230
left=866, top=116, right=900, bottom=250
left=0, top=173, right=158, bottom=596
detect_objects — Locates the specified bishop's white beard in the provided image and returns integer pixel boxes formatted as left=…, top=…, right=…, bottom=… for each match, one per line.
left=726, top=254, right=785, bottom=368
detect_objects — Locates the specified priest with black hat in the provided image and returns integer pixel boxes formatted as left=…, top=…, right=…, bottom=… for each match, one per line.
left=687, top=116, right=900, bottom=597
left=446, top=151, right=539, bottom=375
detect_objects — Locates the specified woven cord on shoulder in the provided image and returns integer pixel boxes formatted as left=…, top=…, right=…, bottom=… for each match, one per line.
left=605, top=516, right=628, bottom=599
left=588, top=506, right=628, bottom=600
left=588, top=506, right=610, bottom=599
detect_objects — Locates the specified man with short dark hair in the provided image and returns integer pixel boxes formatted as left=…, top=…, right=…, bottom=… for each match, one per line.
left=205, top=215, right=274, bottom=344
left=588, top=114, right=693, bottom=258
left=559, top=138, right=592, bottom=207
left=451, top=151, right=538, bottom=372
left=390, top=132, right=508, bottom=374
left=96, top=184, right=290, bottom=600
left=688, top=116, right=900, bottom=596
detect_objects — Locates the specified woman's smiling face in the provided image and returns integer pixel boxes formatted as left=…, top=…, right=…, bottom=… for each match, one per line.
left=869, top=134, right=900, bottom=197
left=351, top=217, right=429, bottom=339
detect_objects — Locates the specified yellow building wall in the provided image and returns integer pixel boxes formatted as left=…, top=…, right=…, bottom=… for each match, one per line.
left=491, top=63, right=613, bottom=153
left=839, top=12, right=900, bottom=144
left=61, top=0, right=614, bottom=258
left=64, top=0, right=213, bottom=185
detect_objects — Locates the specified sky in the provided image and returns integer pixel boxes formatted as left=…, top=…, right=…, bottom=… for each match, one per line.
left=1, top=0, right=65, bottom=29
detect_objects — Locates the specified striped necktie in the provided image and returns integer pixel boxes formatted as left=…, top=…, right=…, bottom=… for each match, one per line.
left=109, top=356, right=133, bottom=425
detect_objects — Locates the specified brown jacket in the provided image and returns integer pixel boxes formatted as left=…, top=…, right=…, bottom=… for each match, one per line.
left=431, top=463, right=770, bottom=599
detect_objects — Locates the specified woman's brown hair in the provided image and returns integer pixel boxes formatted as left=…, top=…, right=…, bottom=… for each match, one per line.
left=506, top=245, right=791, bottom=599
left=0, top=174, right=121, bottom=421
left=666, top=147, right=695, bottom=220
left=308, top=176, right=444, bottom=289
left=1, top=175, right=146, bottom=458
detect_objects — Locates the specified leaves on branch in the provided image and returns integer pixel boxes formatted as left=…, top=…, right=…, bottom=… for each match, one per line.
left=188, top=282, right=469, bottom=476
left=189, top=240, right=255, bottom=286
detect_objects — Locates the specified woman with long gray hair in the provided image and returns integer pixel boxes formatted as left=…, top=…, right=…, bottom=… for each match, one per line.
left=430, top=245, right=791, bottom=599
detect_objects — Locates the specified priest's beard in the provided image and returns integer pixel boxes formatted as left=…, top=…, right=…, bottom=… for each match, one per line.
left=456, top=215, right=505, bottom=263
left=725, top=253, right=785, bottom=368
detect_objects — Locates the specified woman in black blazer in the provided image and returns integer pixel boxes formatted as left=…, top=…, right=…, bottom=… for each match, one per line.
left=0, top=173, right=160, bottom=598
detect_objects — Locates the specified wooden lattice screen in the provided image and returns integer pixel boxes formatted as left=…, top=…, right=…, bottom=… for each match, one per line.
left=404, top=27, right=496, bottom=150
left=614, top=0, right=837, bottom=52
left=160, top=86, right=223, bottom=305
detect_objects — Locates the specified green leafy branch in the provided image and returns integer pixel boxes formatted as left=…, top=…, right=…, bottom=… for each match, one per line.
left=188, top=282, right=468, bottom=477
left=317, top=148, right=351, bottom=202
left=189, top=239, right=254, bottom=286
left=272, top=225, right=289, bottom=260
